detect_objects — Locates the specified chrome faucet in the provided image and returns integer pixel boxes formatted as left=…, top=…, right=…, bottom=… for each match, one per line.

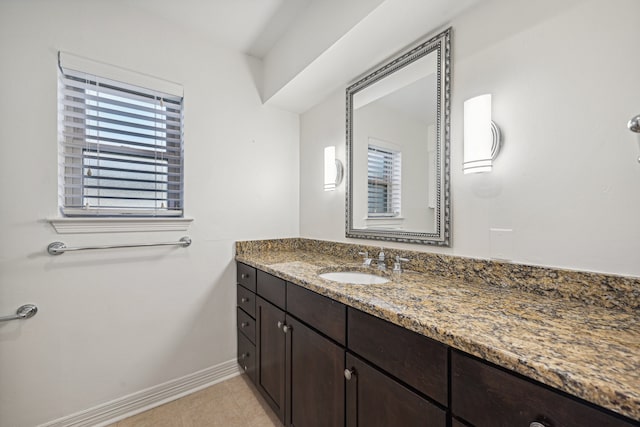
left=359, top=249, right=386, bottom=270
left=376, top=248, right=386, bottom=271
left=358, top=251, right=372, bottom=266
left=393, top=255, right=410, bottom=273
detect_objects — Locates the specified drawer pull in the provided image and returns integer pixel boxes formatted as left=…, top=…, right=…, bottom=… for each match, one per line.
left=240, top=352, right=250, bottom=360
left=277, top=321, right=283, bottom=329
left=282, top=324, right=292, bottom=334
left=241, top=273, right=250, bottom=279
left=344, top=368, right=355, bottom=380
left=240, top=297, right=249, bottom=303
left=240, top=322, right=249, bottom=328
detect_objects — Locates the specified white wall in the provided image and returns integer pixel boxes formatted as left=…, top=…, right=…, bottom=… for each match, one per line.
left=300, top=0, right=640, bottom=277
left=0, top=1, right=299, bottom=426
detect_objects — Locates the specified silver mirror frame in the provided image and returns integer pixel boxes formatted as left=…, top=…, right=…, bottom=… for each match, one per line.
left=345, top=27, right=451, bottom=246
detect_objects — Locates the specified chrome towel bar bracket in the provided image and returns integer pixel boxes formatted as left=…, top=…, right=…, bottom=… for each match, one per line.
left=629, top=115, right=640, bottom=133
left=0, top=304, right=38, bottom=322
left=47, top=236, right=192, bottom=256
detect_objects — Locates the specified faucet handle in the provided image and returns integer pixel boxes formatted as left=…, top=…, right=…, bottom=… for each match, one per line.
left=393, top=255, right=410, bottom=272
left=359, top=251, right=372, bottom=266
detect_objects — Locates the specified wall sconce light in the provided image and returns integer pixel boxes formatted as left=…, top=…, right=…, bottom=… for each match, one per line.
left=324, top=146, right=344, bottom=191
left=463, top=94, right=502, bottom=174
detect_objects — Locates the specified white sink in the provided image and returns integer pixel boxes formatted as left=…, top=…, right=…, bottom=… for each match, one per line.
left=319, top=271, right=390, bottom=285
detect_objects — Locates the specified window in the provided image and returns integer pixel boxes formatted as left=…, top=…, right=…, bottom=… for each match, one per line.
left=58, top=62, right=184, bottom=217
left=367, top=143, right=401, bottom=216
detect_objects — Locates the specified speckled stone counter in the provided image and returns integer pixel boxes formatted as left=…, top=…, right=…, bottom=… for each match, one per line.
left=236, top=238, right=640, bottom=422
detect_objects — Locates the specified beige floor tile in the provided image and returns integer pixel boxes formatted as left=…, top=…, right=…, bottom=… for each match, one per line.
left=109, top=374, right=282, bottom=427
left=115, top=399, right=185, bottom=427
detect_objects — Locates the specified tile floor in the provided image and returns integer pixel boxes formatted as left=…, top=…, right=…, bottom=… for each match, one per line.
left=109, top=374, right=282, bottom=427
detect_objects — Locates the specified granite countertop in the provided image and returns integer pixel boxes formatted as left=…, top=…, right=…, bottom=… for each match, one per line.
left=236, top=248, right=640, bottom=422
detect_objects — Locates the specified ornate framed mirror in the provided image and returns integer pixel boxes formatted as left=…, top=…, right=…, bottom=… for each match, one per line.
left=346, top=27, right=451, bottom=246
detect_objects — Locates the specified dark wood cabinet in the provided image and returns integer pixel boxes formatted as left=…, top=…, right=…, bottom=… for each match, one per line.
left=237, top=284, right=255, bottom=317
left=256, top=296, right=287, bottom=423
left=236, top=307, right=255, bottom=344
left=238, top=263, right=639, bottom=427
left=345, top=352, right=446, bottom=427
left=254, top=277, right=347, bottom=426
left=287, top=315, right=345, bottom=427
left=451, top=350, right=636, bottom=427
left=236, top=264, right=257, bottom=385
left=287, top=281, right=346, bottom=345
left=237, top=263, right=257, bottom=291
left=347, top=308, right=448, bottom=406
left=237, top=330, right=256, bottom=383
left=451, top=418, right=471, bottom=427
left=257, top=270, right=286, bottom=310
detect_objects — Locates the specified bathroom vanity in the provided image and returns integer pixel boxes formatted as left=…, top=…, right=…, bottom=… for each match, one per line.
left=235, top=239, right=640, bottom=427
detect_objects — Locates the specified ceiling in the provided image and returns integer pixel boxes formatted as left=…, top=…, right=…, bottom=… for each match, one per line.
left=130, top=0, right=310, bottom=58
left=128, top=0, right=482, bottom=113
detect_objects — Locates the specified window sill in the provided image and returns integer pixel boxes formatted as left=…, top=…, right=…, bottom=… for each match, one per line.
left=48, top=217, right=194, bottom=234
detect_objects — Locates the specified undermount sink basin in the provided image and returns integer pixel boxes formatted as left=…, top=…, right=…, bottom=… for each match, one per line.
left=318, top=271, right=390, bottom=285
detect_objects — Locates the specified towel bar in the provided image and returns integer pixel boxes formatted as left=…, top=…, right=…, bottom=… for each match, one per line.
left=47, top=236, right=191, bottom=255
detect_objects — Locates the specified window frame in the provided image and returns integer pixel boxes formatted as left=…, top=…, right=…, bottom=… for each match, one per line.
left=57, top=55, right=185, bottom=219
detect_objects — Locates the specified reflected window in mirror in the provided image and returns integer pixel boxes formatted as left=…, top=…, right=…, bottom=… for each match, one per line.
left=367, top=143, right=401, bottom=217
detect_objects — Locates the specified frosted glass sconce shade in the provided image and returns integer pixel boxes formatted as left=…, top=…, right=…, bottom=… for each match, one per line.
left=324, top=146, right=344, bottom=191
left=463, top=94, right=502, bottom=174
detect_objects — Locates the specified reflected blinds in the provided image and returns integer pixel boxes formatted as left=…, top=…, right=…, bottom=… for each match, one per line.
left=367, top=145, right=401, bottom=216
left=58, top=68, right=184, bottom=216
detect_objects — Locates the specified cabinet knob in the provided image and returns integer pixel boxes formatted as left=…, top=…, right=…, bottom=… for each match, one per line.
left=240, top=352, right=249, bottom=360
left=277, top=321, right=283, bottom=329
left=240, top=322, right=249, bottom=328
left=344, top=368, right=354, bottom=380
left=240, top=297, right=249, bottom=303
left=282, top=324, right=291, bottom=334
left=530, top=422, right=548, bottom=427
left=241, top=273, right=250, bottom=279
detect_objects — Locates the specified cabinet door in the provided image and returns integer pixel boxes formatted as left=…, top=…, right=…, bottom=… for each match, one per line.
left=345, top=353, right=446, bottom=427
left=287, top=315, right=345, bottom=427
left=256, top=296, right=287, bottom=423
left=451, top=350, right=637, bottom=427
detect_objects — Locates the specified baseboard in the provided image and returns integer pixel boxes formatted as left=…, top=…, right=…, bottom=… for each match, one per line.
left=39, top=359, right=242, bottom=427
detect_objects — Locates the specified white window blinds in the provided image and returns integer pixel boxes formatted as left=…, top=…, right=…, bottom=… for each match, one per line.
left=58, top=60, right=184, bottom=217
left=367, top=144, right=401, bottom=216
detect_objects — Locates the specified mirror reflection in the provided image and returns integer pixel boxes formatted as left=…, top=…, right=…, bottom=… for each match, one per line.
left=346, top=28, right=451, bottom=245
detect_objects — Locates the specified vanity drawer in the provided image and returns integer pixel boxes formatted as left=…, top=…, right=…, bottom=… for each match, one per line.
left=451, top=350, right=636, bottom=427
left=237, top=284, right=255, bottom=318
left=237, top=307, right=256, bottom=344
left=237, top=263, right=256, bottom=292
left=347, top=308, right=448, bottom=406
left=257, top=270, right=286, bottom=310
left=287, top=282, right=346, bottom=345
left=237, top=331, right=256, bottom=384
